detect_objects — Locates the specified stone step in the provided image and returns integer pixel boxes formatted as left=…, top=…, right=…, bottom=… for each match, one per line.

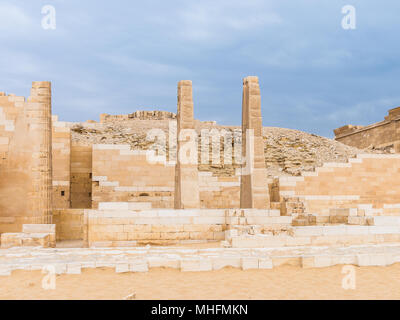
left=2, top=244, right=400, bottom=275
left=291, top=225, right=400, bottom=237
left=368, top=216, right=400, bottom=226
left=0, top=232, right=55, bottom=249
left=229, top=225, right=400, bottom=248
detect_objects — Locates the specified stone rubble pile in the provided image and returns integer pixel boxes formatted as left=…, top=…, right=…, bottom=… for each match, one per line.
left=70, top=115, right=385, bottom=177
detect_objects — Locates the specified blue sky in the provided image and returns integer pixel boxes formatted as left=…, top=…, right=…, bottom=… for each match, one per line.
left=0, top=0, right=399, bottom=137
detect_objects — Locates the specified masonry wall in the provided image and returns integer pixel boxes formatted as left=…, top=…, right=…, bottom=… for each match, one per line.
left=0, top=94, right=23, bottom=167
left=70, top=143, right=92, bottom=208
left=53, top=209, right=84, bottom=240
left=100, top=110, right=176, bottom=122
left=52, top=115, right=71, bottom=209
left=279, top=154, right=400, bottom=215
left=0, top=93, right=25, bottom=232
left=85, top=208, right=226, bottom=247
left=84, top=207, right=285, bottom=247
left=92, top=145, right=175, bottom=209
left=334, top=107, right=400, bottom=151
left=91, top=144, right=245, bottom=209
left=199, top=172, right=240, bottom=208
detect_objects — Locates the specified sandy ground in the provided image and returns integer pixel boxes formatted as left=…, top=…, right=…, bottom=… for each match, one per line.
left=1, top=264, right=400, bottom=300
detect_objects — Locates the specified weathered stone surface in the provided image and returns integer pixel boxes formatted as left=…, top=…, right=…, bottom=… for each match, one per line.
left=334, top=106, right=400, bottom=152
left=240, top=76, right=269, bottom=209
left=0, top=81, right=53, bottom=233
left=175, top=80, right=200, bottom=209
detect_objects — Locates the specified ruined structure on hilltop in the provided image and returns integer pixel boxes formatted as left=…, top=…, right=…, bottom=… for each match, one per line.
left=334, top=106, right=400, bottom=152
left=100, top=110, right=176, bottom=122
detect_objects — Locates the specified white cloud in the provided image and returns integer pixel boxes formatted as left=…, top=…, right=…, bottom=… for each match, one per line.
left=99, top=53, right=190, bottom=76
left=172, top=1, right=282, bottom=42
left=0, top=3, right=33, bottom=32
left=326, top=98, right=400, bottom=124
left=311, top=50, right=353, bottom=68
left=0, top=50, right=43, bottom=75
left=60, top=97, right=111, bottom=113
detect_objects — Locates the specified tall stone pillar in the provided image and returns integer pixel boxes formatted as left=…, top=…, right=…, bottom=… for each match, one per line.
left=174, top=80, right=200, bottom=209
left=26, top=81, right=53, bottom=223
left=0, top=81, right=52, bottom=233
left=240, top=76, right=270, bottom=209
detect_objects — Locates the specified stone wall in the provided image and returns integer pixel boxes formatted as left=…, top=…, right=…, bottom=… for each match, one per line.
left=91, top=144, right=245, bottom=209
left=52, top=115, right=71, bottom=209
left=92, top=145, right=175, bottom=209
left=85, top=208, right=226, bottom=247
left=100, top=110, right=176, bottom=122
left=279, top=154, right=400, bottom=215
left=199, top=172, right=240, bottom=208
left=53, top=209, right=84, bottom=240
left=84, top=206, right=284, bottom=247
left=334, top=106, right=400, bottom=151
left=70, top=143, right=92, bottom=208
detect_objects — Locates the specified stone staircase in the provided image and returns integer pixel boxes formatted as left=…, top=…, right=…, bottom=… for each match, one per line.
left=277, top=154, right=400, bottom=219
left=226, top=154, right=400, bottom=248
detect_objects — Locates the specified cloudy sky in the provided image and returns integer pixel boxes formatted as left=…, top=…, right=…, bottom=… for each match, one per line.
left=0, top=0, right=399, bottom=137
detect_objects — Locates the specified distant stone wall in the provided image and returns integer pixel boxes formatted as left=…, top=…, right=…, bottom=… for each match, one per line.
left=100, top=110, right=176, bottom=122
left=334, top=107, right=400, bottom=151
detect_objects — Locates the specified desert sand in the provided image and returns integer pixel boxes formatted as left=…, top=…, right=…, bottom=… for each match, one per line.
left=1, top=264, right=400, bottom=300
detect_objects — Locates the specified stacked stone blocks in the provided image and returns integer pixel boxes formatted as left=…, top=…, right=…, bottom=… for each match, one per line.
left=174, top=80, right=200, bottom=209
left=240, top=76, right=270, bottom=209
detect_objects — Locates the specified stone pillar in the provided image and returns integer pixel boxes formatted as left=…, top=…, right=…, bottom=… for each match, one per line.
left=0, top=82, right=53, bottom=233
left=240, top=76, right=270, bottom=209
left=174, top=80, right=200, bottom=209
left=26, top=81, right=53, bottom=223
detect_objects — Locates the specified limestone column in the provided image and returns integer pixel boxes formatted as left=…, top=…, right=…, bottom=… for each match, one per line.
left=240, top=76, right=270, bottom=209
left=26, top=81, right=53, bottom=223
left=174, top=80, right=200, bottom=209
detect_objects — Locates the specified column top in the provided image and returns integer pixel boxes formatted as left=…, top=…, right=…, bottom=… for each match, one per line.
left=243, top=76, right=259, bottom=85
left=32, top=81, right=51, bottom=88
left=178, top=80, right=192, bottom=87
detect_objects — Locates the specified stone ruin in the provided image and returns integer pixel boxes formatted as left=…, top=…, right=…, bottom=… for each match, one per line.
left=100, top=110, right=176, bottom=122
left=334, top=106, right=400, bottom=152
left=1, top=77, right=400, bottom=275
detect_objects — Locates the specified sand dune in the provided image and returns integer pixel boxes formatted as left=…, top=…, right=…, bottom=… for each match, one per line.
left=1, top=264, right=400, bottom=300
